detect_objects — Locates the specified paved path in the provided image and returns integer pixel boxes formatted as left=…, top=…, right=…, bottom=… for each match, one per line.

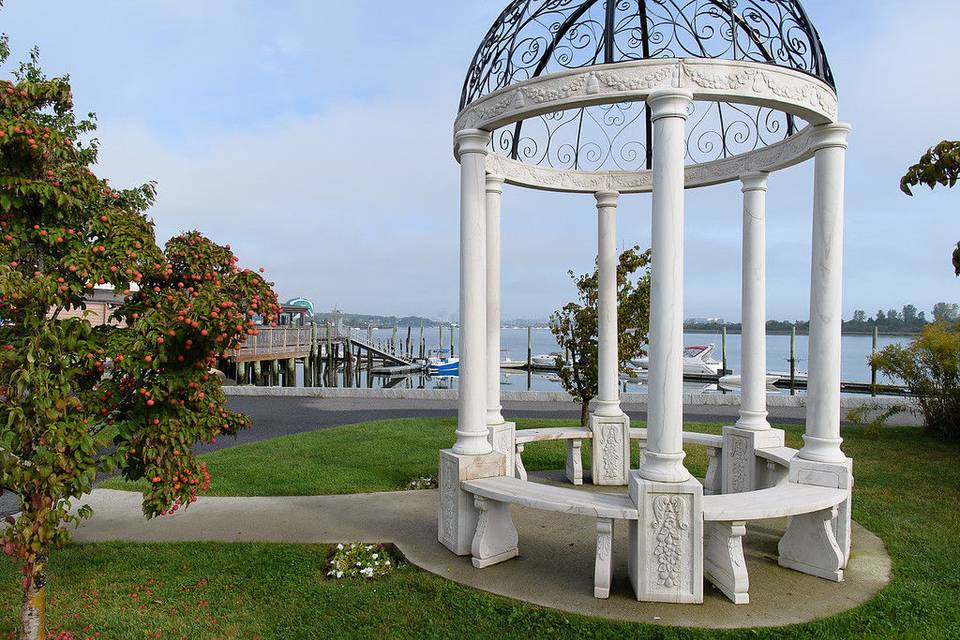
left=72, top=486, right=890, bottom=629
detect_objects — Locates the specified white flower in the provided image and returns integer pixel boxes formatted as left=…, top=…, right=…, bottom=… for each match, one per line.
left=372, top=553, right=378, bottom=560
left=336, top=543, right=344, bottom=550
left=336, top=571, right=343, bottom=578
left=362, top=567, right=374, bottom=578
left=385, top=560, right=390, bottom=565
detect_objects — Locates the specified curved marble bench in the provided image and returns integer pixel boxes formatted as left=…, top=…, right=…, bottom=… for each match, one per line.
left=461, top=474, right=848, bottom=604
left=701, top=484, right=848, bottom=604
left=513, top=426, right=724, bottom=492
left=462, top=475, right=637, bottom=599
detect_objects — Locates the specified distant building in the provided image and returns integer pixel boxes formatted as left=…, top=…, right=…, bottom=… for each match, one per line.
left=53, top=287, right=126, bottom=327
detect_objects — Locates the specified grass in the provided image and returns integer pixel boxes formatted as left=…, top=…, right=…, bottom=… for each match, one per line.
left=99, top=418, right=719, bottom=496
left=4, top=419, right=959, bottom=638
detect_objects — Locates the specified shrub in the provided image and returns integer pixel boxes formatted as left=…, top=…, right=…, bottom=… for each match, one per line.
left=871, top=322, right=960, bottom=439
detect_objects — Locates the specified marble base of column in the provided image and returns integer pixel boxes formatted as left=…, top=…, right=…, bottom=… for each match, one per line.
left=721, top=426, right=785, bottom=493
left=627, top=470, right=704, bottom=603
left=438, top=449, right=508, bottom=555
left=589, top=412, right=631, bottom=486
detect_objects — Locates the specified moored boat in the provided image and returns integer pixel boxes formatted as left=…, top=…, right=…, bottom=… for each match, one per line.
left=426, top=349, right=459, bottom=375
left=630, top=344, right=722, bottom=376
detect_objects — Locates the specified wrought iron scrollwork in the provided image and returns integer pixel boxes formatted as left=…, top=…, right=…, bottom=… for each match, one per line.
left=462, top=0, right=831, bottom=170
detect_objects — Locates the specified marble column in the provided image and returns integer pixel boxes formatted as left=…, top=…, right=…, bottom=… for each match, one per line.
left=639, top=88, right=693, bottom=486
left=783, top=123, right=854, bottom=576
left=629, top=89, right=703, bottom=604
left=736, top=171, right=772, bottom=432
left=722, top=172, right=784, bottom=494
left=799, top=123, right=852, bottom=465
left=440, top=130, right=505, bottom=557
left=453, top=129, right=492, bottom=457
left=486, top=174, right=516, bottom=475
left=590, top=191, right=630, bottom=486
left=594, top=190, right=623, bottom=418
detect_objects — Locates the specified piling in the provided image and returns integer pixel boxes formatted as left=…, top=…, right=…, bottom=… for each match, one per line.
left=252, top=360, right=261, bottom=387
left=527, top=326, right=533, bottom=390
left=871, top=326, right=878, bottom=397
left=391, top=325, right=398, bottom=356
left=419, top=323, right=425, bottom=359
left=269, top=359, right=278, bottom=387
left=721, top=326, right=728, bottom=375
left=237, top=361, right=247, bottom=386
left=450, top=326, right=455, bottom=358
left=284, top=359, right=296, bottom=387
left=789, top=326, right=796, bottom=395
left=345, top=340, right=354, bottom=385
left=406, top=326, right=412, bottom=359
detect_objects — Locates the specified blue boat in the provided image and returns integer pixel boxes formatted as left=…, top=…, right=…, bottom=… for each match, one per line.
left=426, top=349, right=459, bottom=375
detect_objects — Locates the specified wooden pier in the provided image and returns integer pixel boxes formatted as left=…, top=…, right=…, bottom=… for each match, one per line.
left=223, top=324, right=426, bottom=387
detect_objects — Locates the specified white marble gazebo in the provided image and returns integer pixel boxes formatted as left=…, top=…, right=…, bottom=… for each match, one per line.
left=439, top=0, right=854, bottom=605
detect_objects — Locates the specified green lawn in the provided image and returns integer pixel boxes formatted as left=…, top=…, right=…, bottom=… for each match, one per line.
left=100, top=418, right=719, bottom=496
left=5, top=419, right=959, bottom=638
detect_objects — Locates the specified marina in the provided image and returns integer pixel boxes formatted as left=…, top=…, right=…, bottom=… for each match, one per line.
left=220, top=325, right=913, bottom=397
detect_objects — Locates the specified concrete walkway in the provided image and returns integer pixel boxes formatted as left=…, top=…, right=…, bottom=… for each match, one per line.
left=73, top=485, right=890, bottom=630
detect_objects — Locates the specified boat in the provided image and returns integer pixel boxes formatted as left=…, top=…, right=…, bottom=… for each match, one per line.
left=630, top=344, right=723, bottom=376
left=426, top=349, right=459, bottom=375
left=719, top=374, right=781, bottom=389
left=531, top=353, right=566, bottom=369
left=500, top=358, right=526, bottom=369
left=768, top=370, right=809, bottom=384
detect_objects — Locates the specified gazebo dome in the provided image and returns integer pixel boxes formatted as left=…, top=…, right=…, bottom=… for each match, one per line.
left=460, top=0, right=834, bottom=172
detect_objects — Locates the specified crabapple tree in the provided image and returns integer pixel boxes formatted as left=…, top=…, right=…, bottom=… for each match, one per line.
left=0, top=42, right=277, bottom=639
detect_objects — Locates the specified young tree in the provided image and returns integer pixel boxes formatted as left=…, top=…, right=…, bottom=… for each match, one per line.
left=900, top=140, right=960, bottom=275
left=0, top=45, right=277, bottom=638
left=550, top=247, right=651, bottom=426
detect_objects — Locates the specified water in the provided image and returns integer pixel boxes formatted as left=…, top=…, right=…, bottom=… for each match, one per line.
left=293, top=327, right=910, bottom=394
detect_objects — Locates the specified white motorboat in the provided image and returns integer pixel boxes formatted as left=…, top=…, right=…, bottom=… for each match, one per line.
left=768, top=370, right=809, bottom=384
left=531, top=353, right=566, bottom=369
left=630, top=344, right=722, bottom=376
left=500, top=358, right=526, bottom=369
left=719, top=373, right=781, bottom=389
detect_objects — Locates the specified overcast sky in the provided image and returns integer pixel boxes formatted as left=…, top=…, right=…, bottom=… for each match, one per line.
left=1, top=1, right=957, bottom=322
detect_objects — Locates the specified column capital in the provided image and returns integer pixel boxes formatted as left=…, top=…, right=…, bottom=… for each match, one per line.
left=594, top=190, right=619, bottom=209
left=809, top=123, right=852, bottom=152
left=455, top=129, right=492, bottom=160
left=647, top=88, right=693, bottom=122
left=740, top=171, right=769, bottom=193
left=485, top=174, right=505, bottom=193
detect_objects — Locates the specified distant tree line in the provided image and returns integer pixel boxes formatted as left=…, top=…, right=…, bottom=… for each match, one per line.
left=684, top=303, right=959, bottom=335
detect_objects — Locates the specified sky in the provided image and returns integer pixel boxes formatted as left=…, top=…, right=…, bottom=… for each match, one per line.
left=1, top=1, right=957, bottom=322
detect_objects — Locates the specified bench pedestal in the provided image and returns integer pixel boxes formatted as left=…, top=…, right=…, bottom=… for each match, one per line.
left=438, top=450, right=508, bottom=556
left=627, top=471, right=704, bottom=603
left=471, top=496, right=519, bottom=568
left=789, top=457, right=853, bottom=567
left=566, top=439, right=584, bottom=485
left=704, top=521, right=749, bottom=604
left=722, top=427, right=785, bottom=493
left=778, top=506, right=843, bottom=581
left=590, top=413, right=631, bottom=486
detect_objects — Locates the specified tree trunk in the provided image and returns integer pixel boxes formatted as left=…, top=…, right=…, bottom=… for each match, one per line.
left=580, top=401, right=589, bottom=427
left=20, top=572, right=46, bottom=640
